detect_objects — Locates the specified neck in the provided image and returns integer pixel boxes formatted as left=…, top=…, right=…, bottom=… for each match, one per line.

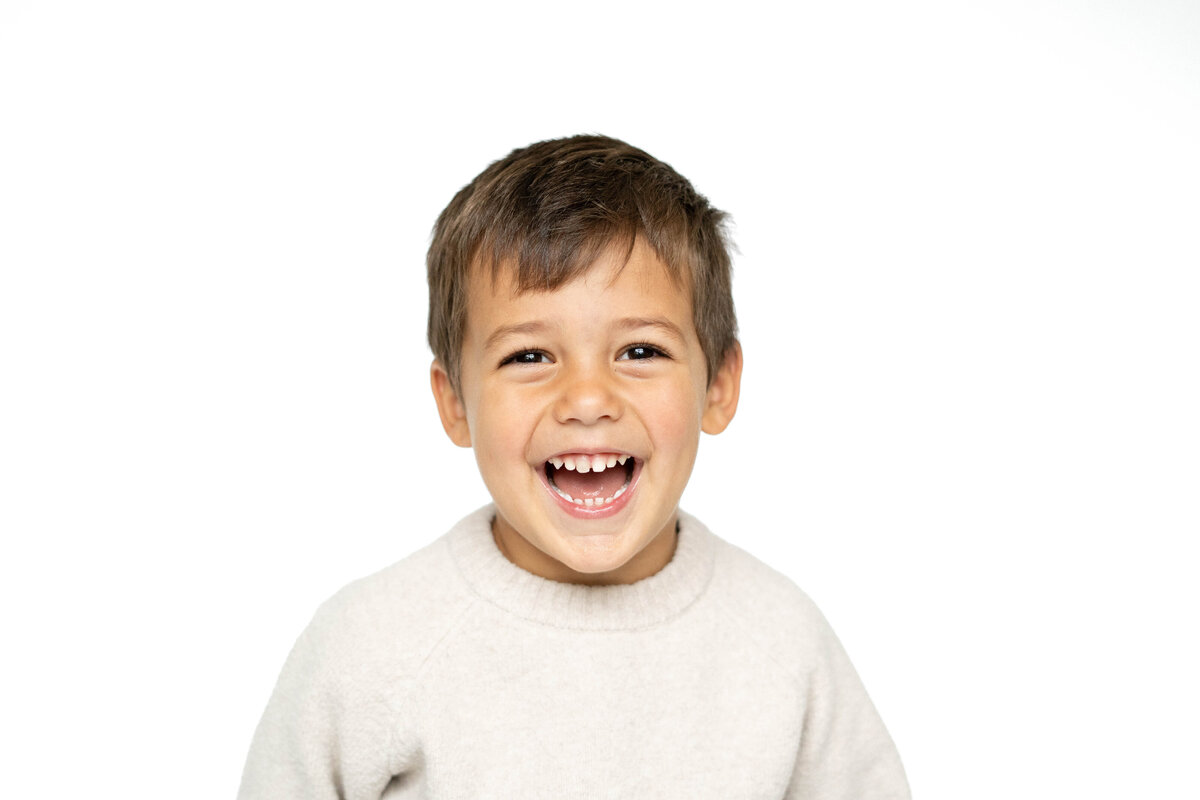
left=490, top=515, right=679, bottom=586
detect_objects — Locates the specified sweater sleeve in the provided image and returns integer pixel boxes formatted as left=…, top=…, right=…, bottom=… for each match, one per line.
left=785, top=612, right=910, bottom=800
left=237, top=597, right=409, bottom=800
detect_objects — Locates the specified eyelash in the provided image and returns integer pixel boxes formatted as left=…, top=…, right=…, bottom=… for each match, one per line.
left=499, top=348, right=551, bottom=367
left=618, top=343, right=670, bottom=361
left=498, top=343, right=671, bottom=367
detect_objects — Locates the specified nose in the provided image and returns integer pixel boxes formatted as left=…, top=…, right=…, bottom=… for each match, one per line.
left=552, top=363, right=622, bottom=425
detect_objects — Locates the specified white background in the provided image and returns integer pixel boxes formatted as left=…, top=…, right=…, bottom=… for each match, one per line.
left=2, top=0, right=1197, bottom=796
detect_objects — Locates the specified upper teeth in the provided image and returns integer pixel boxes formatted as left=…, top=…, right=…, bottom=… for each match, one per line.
left=548, top=454, right=630, bottom=473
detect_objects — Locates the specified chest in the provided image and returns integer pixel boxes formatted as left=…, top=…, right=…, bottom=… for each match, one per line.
left=394, top=617, right=805, bottom=798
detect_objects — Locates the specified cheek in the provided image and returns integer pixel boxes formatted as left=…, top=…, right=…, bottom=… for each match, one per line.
left=641, top=376, right=705, bottom=450
left=471, top=384, right=539, bottom=464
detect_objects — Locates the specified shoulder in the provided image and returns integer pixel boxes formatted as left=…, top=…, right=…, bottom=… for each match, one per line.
left=240, top=515, right=489, bottom=793
left=300, top=510, right=483, bottom=682
left=685, top=512, right=837, bottom=682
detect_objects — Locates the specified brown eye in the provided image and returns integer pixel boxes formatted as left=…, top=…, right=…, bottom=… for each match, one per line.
left=501, top=350, right=550, bottom=366
left=620, top=345, right=666, bottom=361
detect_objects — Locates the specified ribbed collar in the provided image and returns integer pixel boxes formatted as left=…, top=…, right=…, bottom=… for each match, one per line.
left=445, top=505, right=716, bottom=631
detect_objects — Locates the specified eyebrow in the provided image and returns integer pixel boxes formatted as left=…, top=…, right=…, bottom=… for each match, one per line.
left=616, top=317, right=687, bottom=342
left=482, top=317, right=687, bottom=352
left=483, top=322, right=549, bottom=352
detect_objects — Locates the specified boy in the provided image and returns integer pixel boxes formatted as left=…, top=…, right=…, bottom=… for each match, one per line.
left=239, top=135, right=910, bottom=798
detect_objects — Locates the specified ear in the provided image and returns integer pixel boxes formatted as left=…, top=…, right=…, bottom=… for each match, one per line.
left=430, top=359, right=472, bottom=447
left=701, top=342, right=743, bottom=435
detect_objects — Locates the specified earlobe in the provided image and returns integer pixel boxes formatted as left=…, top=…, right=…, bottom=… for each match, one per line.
left=701, top=342, right=743, bottom=435
left=430, top=360, right=472, bottom=448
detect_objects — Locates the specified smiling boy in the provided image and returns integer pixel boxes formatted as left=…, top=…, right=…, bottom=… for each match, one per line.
left=434, top=235, right=734, bottom=586
left=239, top=135, right=910, bottom=798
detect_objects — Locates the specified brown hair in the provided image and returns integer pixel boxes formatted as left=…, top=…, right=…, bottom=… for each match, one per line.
left=427, top=134, right=737, bottom=391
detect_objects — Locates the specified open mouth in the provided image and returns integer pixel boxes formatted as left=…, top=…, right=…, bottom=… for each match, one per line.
left=543, top=453, right=637, bottom=508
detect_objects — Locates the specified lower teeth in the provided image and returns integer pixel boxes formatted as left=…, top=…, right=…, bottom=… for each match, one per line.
left=553, top=480, right=629, bottom=506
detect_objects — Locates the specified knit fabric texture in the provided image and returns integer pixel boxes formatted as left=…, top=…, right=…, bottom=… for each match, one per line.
left=238, top=506, right=910, bottom=799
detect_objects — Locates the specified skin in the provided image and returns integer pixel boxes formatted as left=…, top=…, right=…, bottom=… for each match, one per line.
left=431, top=237, right=742, bottom=585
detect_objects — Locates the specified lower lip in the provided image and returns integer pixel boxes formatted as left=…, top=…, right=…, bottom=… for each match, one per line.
left=539, top=461, right=641, bottom=519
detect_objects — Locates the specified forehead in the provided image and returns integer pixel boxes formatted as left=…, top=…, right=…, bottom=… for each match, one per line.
left=464, top=238, right=695, bottom=341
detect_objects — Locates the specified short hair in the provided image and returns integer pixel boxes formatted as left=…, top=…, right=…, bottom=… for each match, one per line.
left=427, top=134, right=737, bottom=391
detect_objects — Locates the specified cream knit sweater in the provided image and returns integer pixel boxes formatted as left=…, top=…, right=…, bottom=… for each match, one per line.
left=238, top=507, right=909, bottom=799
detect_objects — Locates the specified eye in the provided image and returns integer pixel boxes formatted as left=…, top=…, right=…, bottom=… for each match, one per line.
left=500, top=349, right=551, bottom=366
left=619, top=344, right=669, bottom=361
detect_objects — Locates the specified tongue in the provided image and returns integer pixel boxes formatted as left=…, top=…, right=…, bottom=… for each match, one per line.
left=553, top=465, right=628, bottom=499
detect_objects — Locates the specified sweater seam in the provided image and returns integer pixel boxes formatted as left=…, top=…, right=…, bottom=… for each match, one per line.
left=384, top=540, right=484, bottom=776
left=411, top=593, right=480, bottom=685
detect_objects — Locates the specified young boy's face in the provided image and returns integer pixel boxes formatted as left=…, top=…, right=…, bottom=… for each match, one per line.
left=431, top=237, right=741, bottom=585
